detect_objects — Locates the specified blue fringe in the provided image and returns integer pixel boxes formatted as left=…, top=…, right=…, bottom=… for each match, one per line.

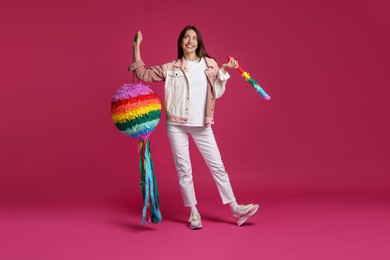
left=140, top=140, right=162, bottom=224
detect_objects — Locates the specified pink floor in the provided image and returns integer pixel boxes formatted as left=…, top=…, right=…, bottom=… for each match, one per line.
left=1, top=194, right=389, bottom=260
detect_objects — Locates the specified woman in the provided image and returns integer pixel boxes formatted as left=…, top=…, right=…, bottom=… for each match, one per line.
left=129, top=25, right=259, bottom=229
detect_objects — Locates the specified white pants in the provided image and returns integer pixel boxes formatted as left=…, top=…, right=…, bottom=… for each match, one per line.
left=167, top=124, right=236, bottom=207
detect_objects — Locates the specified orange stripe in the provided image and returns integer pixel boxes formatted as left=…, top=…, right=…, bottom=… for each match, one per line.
left=111, top=99, right=161, bottom=115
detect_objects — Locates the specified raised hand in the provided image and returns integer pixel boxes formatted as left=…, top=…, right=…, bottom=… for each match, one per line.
left=133, top=31, right=143, bottom=46
left=133, top=31, right=143, bottom=62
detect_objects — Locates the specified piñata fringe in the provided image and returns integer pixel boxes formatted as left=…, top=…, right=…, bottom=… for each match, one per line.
left=139, top=139, right=162, bottom=224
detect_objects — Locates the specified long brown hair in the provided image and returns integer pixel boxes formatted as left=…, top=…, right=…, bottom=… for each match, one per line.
left=177, top=25, right=213, bottom=60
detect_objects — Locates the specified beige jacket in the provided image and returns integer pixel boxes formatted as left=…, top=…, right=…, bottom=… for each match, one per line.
left=129, top=57, right=230, bottom=124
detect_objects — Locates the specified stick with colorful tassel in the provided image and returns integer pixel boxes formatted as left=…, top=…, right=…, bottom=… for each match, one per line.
left=227, top=56, right=271, bottom=100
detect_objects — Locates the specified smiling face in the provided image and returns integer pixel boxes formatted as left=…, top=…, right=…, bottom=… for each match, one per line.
left=177, top=25, right=211, bottom=60
left=181, top=29, right=198, bottom=57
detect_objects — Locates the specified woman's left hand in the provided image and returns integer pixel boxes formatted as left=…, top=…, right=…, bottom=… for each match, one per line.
left=221, top=57, right=239, bottom=74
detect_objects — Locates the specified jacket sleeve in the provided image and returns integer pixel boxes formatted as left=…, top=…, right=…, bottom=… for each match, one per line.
left=213, top=68, right=230, bottom=99
left=129, top=59, right=166, bottom=82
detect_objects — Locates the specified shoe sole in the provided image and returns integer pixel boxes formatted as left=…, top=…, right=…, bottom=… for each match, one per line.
left=237, top=204, right=260, bottom=226
left=189, top=224, right=202, bottom=230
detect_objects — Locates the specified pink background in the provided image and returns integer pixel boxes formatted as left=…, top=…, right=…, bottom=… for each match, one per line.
left=1, top=0, right=390, bottom=259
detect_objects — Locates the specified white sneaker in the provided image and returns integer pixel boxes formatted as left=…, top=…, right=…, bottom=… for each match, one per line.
left=188, top=211, right=202, bottom=230
left=233, top=204, right=260, bottom=226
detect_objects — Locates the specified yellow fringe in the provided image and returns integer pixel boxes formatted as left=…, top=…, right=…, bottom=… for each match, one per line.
left=242, top=71, right=251, bottom=81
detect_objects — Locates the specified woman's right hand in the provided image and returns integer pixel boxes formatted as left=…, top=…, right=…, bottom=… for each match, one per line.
left=133, top=31, right=142, bottom=62
left=133, top=31, right=142, bottom=46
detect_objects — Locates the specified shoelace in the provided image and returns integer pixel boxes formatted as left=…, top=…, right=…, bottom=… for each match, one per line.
left=189, top=212, right=200, bottom=222
left=237, top=205, right=245, bottom=214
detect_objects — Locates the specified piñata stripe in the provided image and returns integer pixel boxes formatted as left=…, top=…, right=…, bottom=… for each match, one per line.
left=114, top=110, right=161, bottom=131
left=112, top=103, right=162, bottom=123
left=122, top=119, right=160, bottom=138
left=111, top=93, right=158, bottom=110
left=111, top=99, right=161, bottom=115
left=111, top=83, right=155, bottom=102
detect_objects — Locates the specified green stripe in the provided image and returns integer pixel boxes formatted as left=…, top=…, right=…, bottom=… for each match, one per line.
left=115, top=110, right=161, bottom=131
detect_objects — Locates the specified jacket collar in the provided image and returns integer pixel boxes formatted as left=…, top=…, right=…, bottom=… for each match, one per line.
left=173, top=58, right=186, bottom=69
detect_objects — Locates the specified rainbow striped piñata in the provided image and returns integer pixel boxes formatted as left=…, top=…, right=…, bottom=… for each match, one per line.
left=111, top=83, right=162, bottom=224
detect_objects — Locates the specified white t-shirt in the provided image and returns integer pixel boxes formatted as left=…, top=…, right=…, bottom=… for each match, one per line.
left=185, top=58, right=208, bottom=126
